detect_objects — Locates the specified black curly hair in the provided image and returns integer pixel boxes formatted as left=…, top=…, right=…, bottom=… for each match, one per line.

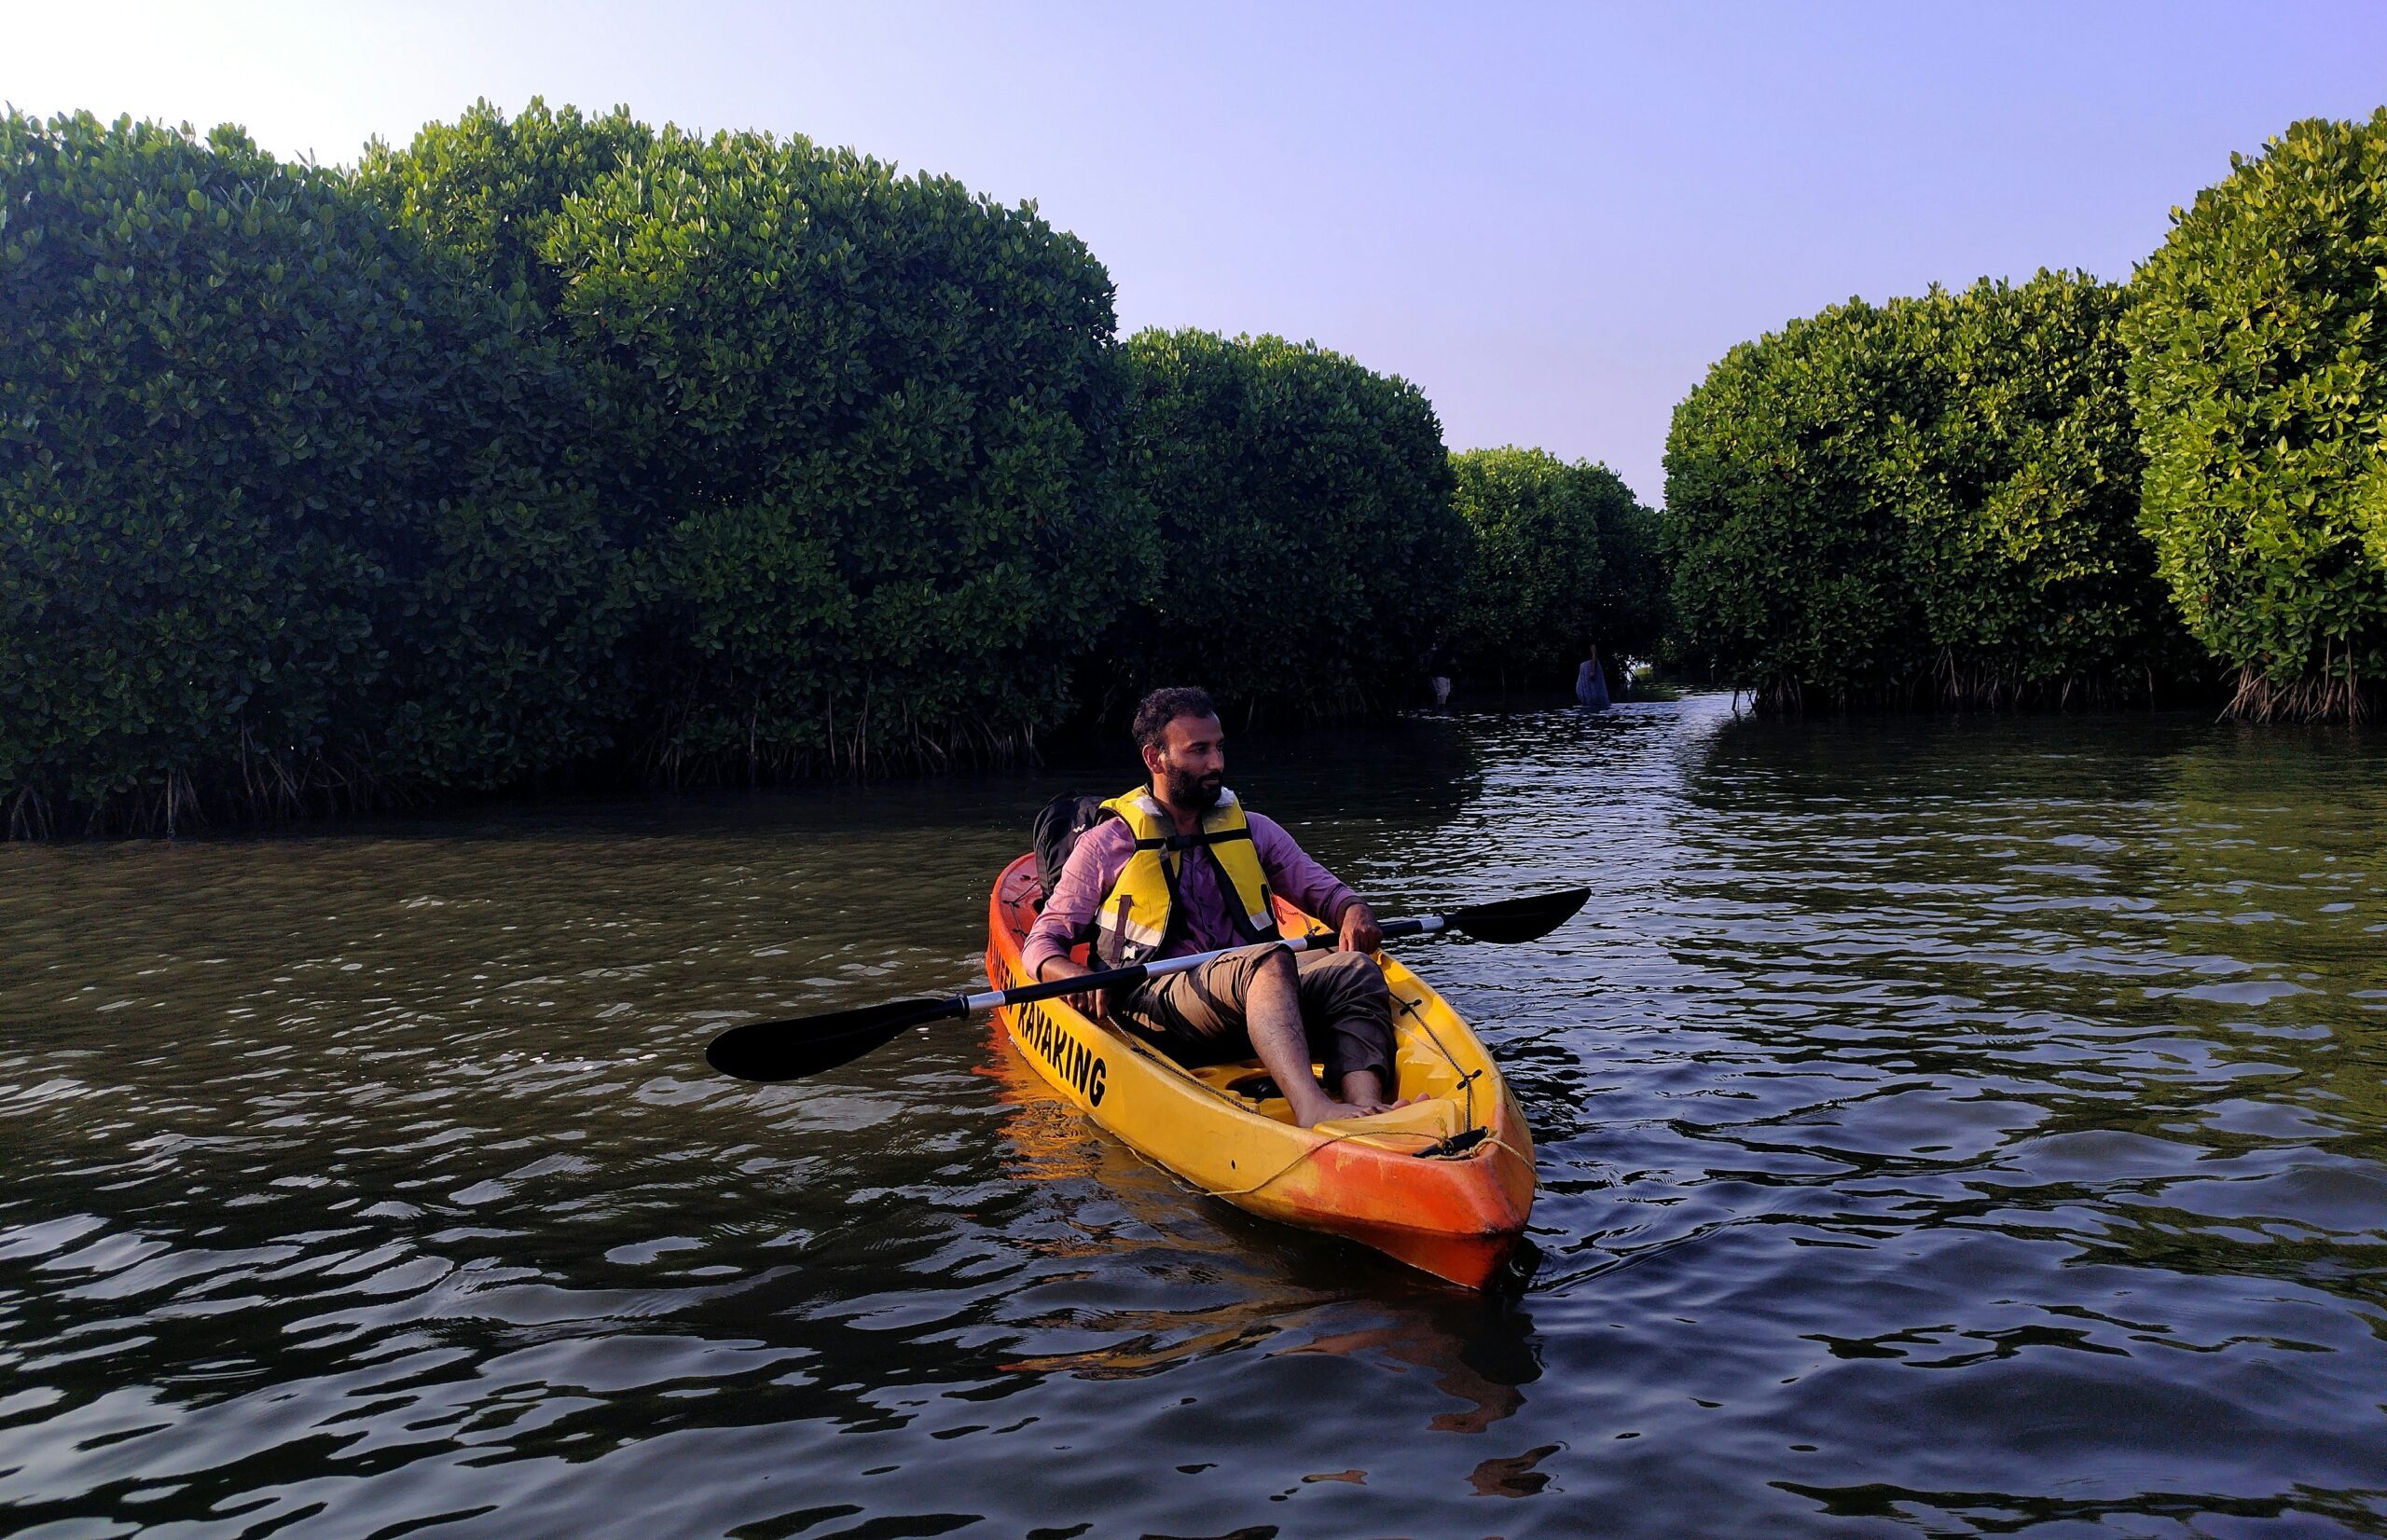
left=1130, top=686, right=1219, bottom=752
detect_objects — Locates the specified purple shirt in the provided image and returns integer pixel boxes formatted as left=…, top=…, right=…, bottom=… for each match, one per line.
left=1022, top=808, right=1360, bottom=977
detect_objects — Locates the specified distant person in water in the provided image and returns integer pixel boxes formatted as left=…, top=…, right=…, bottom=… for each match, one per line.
left=1577, top=646, right=1611, bottom=711
left=1023, top=686, right=1412, bottom=1127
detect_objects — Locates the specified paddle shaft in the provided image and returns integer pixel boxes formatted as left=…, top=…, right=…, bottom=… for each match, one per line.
left=949, top=914, right=1442, bottom=1021
left=701, top=886, right=1584, bottom=1082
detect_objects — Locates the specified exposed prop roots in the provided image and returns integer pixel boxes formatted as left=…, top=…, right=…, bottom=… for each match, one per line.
left=6, top=787, right=50, bottom=841
left=2224, top=662, right=2372, bottom=725
left=4, top=735, right=410, bottom=840
left=642, top=684, right=1046, bottom=790
left=6, top=705, right=1049, bottom=839
left=1745, top=651, right=2187, bottom=717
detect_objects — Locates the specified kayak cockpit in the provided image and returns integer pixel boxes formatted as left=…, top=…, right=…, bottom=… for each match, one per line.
left=999, top=855, right=1493, bottom=1148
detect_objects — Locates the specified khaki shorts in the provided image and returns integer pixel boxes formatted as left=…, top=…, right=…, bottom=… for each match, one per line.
left=1117, top=943, right=1395, bottom=1090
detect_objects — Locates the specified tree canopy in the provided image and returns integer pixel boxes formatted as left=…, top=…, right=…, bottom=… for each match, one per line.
left=2122, top=109, right=2387, bottom=722
left=1111, top=328, right=1465, bottom=720
left=1663, top=271, right=2193, bottom=710
left=1448, top=448, right=1663, bottom=689
left=1, top=110, right=627, bottom=835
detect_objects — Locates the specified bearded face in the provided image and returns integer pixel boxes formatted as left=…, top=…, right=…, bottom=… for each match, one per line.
left=1163, top=759, right=1224, bottom=811
left=1147, top=714, right=1227, bottom=811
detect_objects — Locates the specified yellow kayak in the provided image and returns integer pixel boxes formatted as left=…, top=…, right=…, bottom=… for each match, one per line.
left=983, top=853, right=1536, bottom=1289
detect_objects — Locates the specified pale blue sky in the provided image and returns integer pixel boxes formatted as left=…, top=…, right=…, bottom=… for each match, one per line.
left=7, top=1, right=2383, bottom=502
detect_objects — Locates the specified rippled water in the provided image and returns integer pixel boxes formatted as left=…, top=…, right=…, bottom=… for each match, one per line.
left=6, top=695, right=2386, bottom=1538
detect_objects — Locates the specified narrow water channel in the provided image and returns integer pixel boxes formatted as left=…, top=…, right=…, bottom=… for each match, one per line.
left=5, top=695, right=2384, bottom=1537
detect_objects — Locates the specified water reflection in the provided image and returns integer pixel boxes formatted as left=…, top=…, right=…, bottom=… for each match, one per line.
left=5, top=698, right=2386, bottom=1534
left=986, top=1026, right=1546, bottom=1435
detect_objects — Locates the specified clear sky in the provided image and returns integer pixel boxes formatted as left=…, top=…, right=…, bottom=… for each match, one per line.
left=7, top=1, right=2383, bottom=502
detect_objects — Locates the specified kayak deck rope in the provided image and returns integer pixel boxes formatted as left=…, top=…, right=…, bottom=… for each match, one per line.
left=1203, top=1123, right=1448, bottom=1198
left=1394, top=989, right=1475, bottom=1131
left=1202, top=1123, right=1531, bottom=1200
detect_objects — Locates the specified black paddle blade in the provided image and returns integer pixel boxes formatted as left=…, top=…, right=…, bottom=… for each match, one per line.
left=704, top=996, right=965, bottom=1083
left=1443, top=886, right=1591, bottom=944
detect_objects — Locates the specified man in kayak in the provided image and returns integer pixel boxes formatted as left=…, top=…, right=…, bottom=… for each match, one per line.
left=1023, top=686, right=1411, bottom=1128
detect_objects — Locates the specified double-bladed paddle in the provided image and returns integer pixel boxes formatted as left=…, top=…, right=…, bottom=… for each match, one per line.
left=702, top=886, right=1591, bottom=1084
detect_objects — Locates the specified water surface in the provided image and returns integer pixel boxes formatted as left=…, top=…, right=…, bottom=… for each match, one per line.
left=5, top=697, right=2385, bottom=1537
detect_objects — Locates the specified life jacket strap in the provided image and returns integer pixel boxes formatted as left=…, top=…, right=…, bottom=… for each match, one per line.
left=1133, top=827, right=1255, bottom=853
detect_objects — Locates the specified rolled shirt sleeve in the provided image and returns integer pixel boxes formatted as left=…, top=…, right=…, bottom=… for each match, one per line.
left=1022, top=819, right=1136, bottom=978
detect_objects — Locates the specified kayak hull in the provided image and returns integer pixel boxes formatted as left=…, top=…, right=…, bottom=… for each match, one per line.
left=984, top=854, right=1536, bottom=1290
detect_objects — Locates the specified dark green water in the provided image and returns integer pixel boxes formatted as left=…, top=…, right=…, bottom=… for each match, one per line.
left=5, top=695, right=2386, bottom=1538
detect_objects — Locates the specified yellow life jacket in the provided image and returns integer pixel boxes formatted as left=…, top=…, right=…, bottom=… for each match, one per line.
left=1094, top=785, right=1276, bottom=966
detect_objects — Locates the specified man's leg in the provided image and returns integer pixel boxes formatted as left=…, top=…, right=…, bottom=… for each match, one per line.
left=1291, top=950, right=1411, bottom=1114
left=1239, top=946, right=1374, bottom=1127
left=1115, top=944, right=1378, bottom=1127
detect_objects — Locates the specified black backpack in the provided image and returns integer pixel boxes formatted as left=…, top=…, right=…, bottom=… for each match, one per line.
left=1030, top=793, right=1116, bottom=908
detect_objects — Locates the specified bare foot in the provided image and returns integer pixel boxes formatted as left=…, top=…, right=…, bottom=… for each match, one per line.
left=1294, top=1096, right=1371, bottom=1128
left=1334, top=1070, right=1429, bottom=1118
left=1297, top=1092, right=1431, bottom=1125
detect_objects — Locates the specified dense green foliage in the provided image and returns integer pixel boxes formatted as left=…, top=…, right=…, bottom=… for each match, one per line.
left=356, top=106, right=1147, bottom=776
left=36, top=93, right=2380, bottom=833
left=0, top=111, right=627, bottom=835
left=1448, top=448, right=1600, bottom=684
left=1113, top=329, right=1465, bottom=719
left=356, top=99, right=653, bottom=313
left=1447, top=447, right=1664, bottom=688
left=5, top=102, right=1504, bottom=835
left=1663, top=271, right=2191, bottom=710
left=1589, top=494, right=1670, bottom=677
left=2123, top=111, right=2387, bottom=722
